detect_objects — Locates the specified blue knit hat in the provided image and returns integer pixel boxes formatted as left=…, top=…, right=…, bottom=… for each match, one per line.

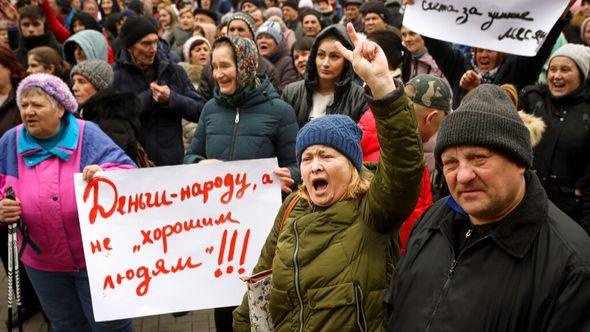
left=296, top=115, right=363, bottom=172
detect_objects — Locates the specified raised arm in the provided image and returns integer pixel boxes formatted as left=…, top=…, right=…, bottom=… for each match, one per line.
left=336, top=23, right=424, bottom=234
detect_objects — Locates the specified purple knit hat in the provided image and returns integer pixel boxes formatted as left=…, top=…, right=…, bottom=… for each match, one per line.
left=17, top=73, right=78, bottom=114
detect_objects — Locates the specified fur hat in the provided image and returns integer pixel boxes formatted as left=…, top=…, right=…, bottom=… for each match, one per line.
left=17, top=73, right=78, bottom=114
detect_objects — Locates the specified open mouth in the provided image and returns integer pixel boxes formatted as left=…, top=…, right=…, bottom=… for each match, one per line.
left=552, top=82, right=565, bottom=88
left=259, top=44, right=268, bottom=51
left=312, top=178, right=328, bottom=194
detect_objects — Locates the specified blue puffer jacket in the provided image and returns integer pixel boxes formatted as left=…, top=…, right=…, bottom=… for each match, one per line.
left=184, top=77, right=299, bottom=179
left=112, top=49, right=205, bottom=166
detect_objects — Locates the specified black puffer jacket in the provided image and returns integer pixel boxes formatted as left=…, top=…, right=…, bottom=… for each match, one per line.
left=281, top=24, right=368, bottom=127
left=80, top=88, right=142, bottom=163
left=384, top=171, right=590, bottom=332
left=112, top=48, right=204, bottom=166
left=520, top=82, right=590, bottom=234
left=184, top=77, right=299, bottom=179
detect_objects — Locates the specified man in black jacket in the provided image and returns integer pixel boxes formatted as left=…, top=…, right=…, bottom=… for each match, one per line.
left=112, top=16, right=204, bottom=166
left=383, top=84, right=590, bottom=332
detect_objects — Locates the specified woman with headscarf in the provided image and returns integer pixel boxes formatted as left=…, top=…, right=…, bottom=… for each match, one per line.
left=0, top=73, right=136, bottom=331
left=520, top=44, right=590, bottom=235
left=71, top=59, right=143, bottom=165
left=233, top=23, right=424, bottom=331
left=184, top=36, right=300, bottom=331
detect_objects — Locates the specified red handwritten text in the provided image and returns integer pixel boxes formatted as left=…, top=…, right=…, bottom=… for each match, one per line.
left=83, top=177, right=173, bottom=224
left=103, top=255, right=202, bottom=296
left=179, top=172, right=251, bottom=205
left=138, top=211, right=240, bottom=253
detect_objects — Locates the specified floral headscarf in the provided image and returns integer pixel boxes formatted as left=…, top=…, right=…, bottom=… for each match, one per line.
left=213, top=35, right=259, bottom=105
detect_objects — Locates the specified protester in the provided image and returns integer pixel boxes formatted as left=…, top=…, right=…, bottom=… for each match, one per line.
left=99, top=0, right=121, bottom=25
left=14, top=5, right=64, bottom=67
left=385, top=82, right=590, bottom=331
left=0, top=43, right=43, bottom=328
left=248, top=7, right=267, bottom=30
left=158, top=5, right=178, bottom=39
left=401, top=26, right=447, bottom=82
left=64, top=29, right=109, bottom=65
left=360, top=1, right=390, bottom=34
left=519, top=44, right=590, bottom=234
left=407, top=0, right=571, bottom=107
left=27, top=46, right=71, bottom=82
left=340, top=0, right=363, bottom=32
left=194, top=8, right=218, bottom=26
left=70, top=11, right=101, bottom=34
left=183, top=36, right=211, bottom=66
left=291, top=36, right=313, bottom=79
left=71, top=59, right=144, bottom=165
left=0, top=73, right=136, bottom=331
left=300, top=9, right=323, bottom=38
left=282, top=24, right=368, bottom=127
left=281, top=0, right=303, bottom=39
left=565, top=0, right=590, bottom=44
left=198, top=12, right=280, bottom=100
left=112, top=16, right=204, bottom=166
left=359, top=74, right=450, bottom=252
left=316, top=0, right=338, bottom=26
left=233, top=23, right=424, bottom=330
left=185, top=34, right=299, bottom=332
left=167, top=6, right=194, bottom=57
left=256, top=20, right=298, bottom=92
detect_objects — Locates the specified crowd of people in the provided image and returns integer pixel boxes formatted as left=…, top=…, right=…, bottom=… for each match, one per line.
left=0, top=0, right=589, bottom=330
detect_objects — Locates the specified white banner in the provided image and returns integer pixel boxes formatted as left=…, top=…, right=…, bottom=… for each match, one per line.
left=73, top=159, right=282, bottom=321
left=403, top=0, right=569, bottom=56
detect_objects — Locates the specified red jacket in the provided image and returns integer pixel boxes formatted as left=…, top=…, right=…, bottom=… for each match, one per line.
left=358, top=109, right=432, bottom=253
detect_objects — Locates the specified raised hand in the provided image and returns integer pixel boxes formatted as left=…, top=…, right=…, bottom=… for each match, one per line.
left=334, top=23, right=396, bottom=99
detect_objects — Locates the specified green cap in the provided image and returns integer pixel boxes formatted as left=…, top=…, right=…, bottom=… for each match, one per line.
left=405, top=74, right=452, bottom=112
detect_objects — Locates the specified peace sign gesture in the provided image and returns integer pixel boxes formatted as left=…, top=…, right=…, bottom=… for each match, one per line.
left=334, top=23, right=396, bottom=99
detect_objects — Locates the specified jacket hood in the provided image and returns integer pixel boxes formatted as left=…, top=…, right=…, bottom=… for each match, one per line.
left=64, top=30, right=108, bottom=64
left=305, top=24, right=355, bottom=93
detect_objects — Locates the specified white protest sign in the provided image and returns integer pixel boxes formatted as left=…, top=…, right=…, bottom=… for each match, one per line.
left=73, top=158, right=282, bottom=321
left=403, top=0, right=569, bottom=56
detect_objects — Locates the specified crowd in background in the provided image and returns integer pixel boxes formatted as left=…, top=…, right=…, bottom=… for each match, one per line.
left=0, top=0, right=589, bottom=330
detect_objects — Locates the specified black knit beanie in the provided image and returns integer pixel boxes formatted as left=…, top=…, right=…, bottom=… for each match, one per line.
left=435, top=84, right=532, bottom=168
left=120, top=16, right=158, bottom=49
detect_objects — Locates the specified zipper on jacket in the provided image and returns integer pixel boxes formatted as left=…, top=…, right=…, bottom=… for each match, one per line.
left=424, top=258, right=458, bottom=332
left=293, top=219, right=304, bottom=332
left=228, top=108, right=240, bottom=160
left=354, top=282, right=367, bottom=332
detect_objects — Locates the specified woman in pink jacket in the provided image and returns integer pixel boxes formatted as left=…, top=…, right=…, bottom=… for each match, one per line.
left=0, top=74, right=136, bottom=332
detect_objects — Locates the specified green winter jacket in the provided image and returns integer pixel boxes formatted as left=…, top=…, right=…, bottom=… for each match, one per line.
left=233, top=84, right=424, bottom=331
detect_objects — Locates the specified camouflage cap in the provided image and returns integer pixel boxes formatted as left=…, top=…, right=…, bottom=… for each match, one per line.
left=405, top=74, right=452, bottom=112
